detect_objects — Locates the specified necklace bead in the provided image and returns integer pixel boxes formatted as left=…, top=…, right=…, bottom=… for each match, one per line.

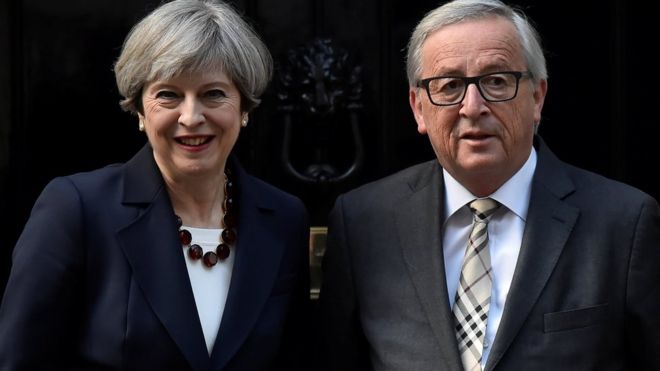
left=179, top=229, right=192, bottom=246
left=217, top=243, right=230, bottom=260
left=221, top=228, right=237, bottom=245
left=188, top=244, right=204, bottom=260
left=203, top=251, right=219, bottom=267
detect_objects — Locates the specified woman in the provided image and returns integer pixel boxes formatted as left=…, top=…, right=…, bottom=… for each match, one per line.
left=0, top=0, right=310, bottom=370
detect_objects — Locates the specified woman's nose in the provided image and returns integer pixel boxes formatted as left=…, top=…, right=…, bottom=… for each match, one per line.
left=178, top=97, right=204, bottom=127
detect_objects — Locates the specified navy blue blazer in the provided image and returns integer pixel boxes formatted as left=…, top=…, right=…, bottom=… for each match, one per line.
left=0, top=144, right=310, bottom=371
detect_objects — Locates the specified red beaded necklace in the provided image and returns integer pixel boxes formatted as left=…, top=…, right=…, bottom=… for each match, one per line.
left=175, top=170, right=237, bottom=268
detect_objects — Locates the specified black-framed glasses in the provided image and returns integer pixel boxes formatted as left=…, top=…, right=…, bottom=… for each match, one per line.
left=416, top=71, right=532, bottom=106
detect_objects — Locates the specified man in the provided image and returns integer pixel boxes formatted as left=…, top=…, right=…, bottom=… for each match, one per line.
left=318, top=0, right=660, bottom=370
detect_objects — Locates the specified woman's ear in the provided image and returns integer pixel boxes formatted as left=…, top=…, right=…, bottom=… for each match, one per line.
left=137, top=112, right=145, bottom=132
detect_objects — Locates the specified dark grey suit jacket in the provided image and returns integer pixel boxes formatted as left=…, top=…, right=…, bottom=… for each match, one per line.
left=0, top=144, right=310, bottom=371
left=319, top=137, right=660, bottom=371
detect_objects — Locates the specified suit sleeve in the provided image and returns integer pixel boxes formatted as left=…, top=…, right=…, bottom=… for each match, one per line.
left=0, top=177, right=85, bottom=370
left=625, top=196, right=660, bottom=369
left=318, top=195, right=371, bottom=371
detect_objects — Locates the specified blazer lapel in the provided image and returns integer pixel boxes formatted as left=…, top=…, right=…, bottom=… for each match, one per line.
left=116, top=145, right=210, bottom=371
left=485, top=138, right=580, bottom=371
left=395, top=161, right=463, bottom=370
left=210, top=161, right=286, bottom=370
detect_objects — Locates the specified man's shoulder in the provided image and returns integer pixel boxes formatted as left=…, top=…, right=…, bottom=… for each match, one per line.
left=563, top=163, right=656, bottom=206
left=537, top=136, right=656, bottom=206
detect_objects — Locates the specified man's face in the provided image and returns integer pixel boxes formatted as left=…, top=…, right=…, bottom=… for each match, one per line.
left=409, top=16, right=547, bottom=196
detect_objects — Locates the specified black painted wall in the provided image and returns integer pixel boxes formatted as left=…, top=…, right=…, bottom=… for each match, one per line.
left=1, top=0, right=658, bottom=292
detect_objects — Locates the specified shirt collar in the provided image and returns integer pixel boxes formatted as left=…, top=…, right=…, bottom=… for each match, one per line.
left=443, top=148, right=537, bottom=221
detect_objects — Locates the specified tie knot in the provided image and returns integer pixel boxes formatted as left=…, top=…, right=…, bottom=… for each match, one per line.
left=469, top=198, right=500, bottom=222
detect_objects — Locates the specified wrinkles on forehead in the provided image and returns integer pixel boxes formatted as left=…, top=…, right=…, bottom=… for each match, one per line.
left=422, top=18, right=524, bottom=77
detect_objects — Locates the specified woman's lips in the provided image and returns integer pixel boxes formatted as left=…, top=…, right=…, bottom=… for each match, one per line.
left=175, top=136, right=213, bottom=146
left=175, top=135, right=214, bottom=152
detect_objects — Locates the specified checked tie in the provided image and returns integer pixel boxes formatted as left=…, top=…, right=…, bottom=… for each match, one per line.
left=453, top=198, right=501, bottom=371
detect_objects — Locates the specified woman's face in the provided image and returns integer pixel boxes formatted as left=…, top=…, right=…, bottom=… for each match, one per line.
left=139, top=69, right=243, bottom=183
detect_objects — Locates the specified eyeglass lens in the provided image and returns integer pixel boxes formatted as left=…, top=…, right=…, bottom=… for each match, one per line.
left=427, top=72, right=519, bottom=105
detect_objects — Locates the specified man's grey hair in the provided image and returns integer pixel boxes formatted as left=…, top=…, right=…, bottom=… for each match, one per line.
left=405, top=0, right=547, bottom=87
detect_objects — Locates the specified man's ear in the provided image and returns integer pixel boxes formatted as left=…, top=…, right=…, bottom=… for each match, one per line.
left=532, top=78, right=548, bottom=124
left=409, top=87, right=427, bottom=135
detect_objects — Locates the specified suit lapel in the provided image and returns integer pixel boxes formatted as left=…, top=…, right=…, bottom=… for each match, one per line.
left=209, top=161, right=285, bottom=370
left=116, top=145, right=210, bottom=371
left=395, top=161, right=463, bottom=370
left=485, top=138, right=579, bottom=371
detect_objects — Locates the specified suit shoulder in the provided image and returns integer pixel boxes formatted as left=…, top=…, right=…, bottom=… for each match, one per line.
left=40, top=163, right=125, bottom=200
left=566, top=164, right=655, bottom=201
left=66, top=163, right=124, bottom=184
left=244, top=174, right=307, bottom=214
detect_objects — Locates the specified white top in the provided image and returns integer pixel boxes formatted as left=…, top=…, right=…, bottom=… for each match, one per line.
left=442, top=148, right=537, bottom=367
left=182, top=226, right=235, bottom=355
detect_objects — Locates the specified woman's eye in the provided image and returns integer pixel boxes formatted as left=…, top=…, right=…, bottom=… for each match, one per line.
left=205, top=89, right=226, bottom=99
left=155, top=91, right=178, bottom=99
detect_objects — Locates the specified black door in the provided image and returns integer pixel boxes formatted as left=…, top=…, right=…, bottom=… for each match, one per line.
left=1, top=0, right=657, bottom=291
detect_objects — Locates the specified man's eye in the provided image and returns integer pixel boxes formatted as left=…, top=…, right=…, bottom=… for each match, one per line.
left=482, top=76, right=507, bottom=87
left=434, top=78, right=463, bottom=93
left=444, top=80, right=462, bottom=90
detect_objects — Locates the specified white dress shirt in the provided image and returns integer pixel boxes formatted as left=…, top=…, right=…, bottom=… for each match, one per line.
left=442, top=148, right=537, bottom=367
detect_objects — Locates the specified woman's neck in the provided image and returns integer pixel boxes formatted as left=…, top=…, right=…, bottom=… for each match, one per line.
left=165, top=170, right=227, bottom=229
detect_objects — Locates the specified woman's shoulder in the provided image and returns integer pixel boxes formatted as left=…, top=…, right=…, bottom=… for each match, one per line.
left=51, top=145, right=153, bottom=197
left=33, top=159, right=137, bottom=215
left=241, top=173, right=305, bottom=211
left=231, top=155, right=305, bottom=214
left=55, top=162, right=125, bottom=193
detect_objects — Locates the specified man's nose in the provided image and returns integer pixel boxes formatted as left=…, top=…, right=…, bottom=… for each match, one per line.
left=459, top=83, right=488, bottom=117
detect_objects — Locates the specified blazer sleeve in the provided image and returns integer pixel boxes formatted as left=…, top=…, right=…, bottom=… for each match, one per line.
left=318, top=195, right=371, bottom=371
left=0, top=177, right=85, bottom=370
left=625, top=196, right=660, bottom=369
